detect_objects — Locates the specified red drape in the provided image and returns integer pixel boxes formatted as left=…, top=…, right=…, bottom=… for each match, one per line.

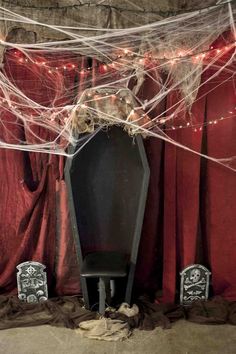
left=136, top=35, right=236, bottom=302
left=203, top=73, right=236, bottom=302
left=0, top=37, right=235, bottom=303
left=0, top=51, right=81, bottom=295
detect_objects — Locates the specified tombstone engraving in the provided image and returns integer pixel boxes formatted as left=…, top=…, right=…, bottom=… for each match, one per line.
left=17, top=261, right=48, bottom=303
left=180, top=264, right=211, bottom=305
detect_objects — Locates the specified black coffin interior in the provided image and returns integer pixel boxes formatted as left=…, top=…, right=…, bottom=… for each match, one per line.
left=65, top=127, right=150, bottom=309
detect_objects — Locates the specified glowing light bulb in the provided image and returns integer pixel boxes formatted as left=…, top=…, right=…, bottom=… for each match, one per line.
left=216, top=49, right=221, bottom=53
left=172, top=126, right=176, bottom=130
left=214, top=120, right=217, bottom=124
left=160, top=118, right=166, bottom=124
left=187, top=122, right=190, bottom=126
left=124, top=49, right=129, bottom=54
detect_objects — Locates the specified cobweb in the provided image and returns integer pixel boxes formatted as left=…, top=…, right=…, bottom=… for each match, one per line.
left=0, top=1, right=235, bottom=171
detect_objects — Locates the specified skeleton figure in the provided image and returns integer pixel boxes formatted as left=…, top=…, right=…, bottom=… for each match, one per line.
left=190, top=269, right=201, bottom=283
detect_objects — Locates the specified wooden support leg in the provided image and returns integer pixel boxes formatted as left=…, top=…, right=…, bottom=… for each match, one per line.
left=98, top=277, right=106, bottom=315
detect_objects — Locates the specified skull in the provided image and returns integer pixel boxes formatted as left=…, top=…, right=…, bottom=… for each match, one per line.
left=190, top=269, right=201, bottom=283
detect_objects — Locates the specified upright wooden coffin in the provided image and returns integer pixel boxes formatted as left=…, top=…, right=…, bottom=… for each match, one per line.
left=65, top=127, right=150, bottom=308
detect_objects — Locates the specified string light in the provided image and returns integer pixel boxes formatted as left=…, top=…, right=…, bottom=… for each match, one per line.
left=0, top=84, right=234, bottom=136
left=9, top=39, right=236, bottom=78
left=162, top=106, right=236, bottom=132
left=11, top=83, right=231, bottom=136
left=4, top=40, right=236, bottom=144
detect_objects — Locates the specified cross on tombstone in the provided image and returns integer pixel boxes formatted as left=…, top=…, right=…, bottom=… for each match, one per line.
left=180, top=264, right=211, bottom=305
left=16, top=261, right=48, bottom=303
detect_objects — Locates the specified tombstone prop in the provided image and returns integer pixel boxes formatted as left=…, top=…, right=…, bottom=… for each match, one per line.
left=17, top=261, right=48, bottom=303
left=65, top=127, right=150, bottom=313
left=180, top=264, right=211, bottom=305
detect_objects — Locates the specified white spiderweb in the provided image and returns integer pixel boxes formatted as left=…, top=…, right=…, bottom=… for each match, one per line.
left=0, top=2, right=235, bottom=171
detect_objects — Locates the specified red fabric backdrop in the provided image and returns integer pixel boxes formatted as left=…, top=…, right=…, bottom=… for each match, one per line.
left=0, top=38, right=235, bottom=302
left=135, top=35, right=236, bottom=302
left=0, top=51, right=81, bottom=296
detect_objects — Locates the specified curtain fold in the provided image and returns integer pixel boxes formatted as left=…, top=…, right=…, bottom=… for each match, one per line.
left=0, top=50, right=81, bottom=295
left=203, top=77, right=236, bottom=301
left=136, top=34, right=236, bottom=302
left=162, top=90, right=206, bottom=302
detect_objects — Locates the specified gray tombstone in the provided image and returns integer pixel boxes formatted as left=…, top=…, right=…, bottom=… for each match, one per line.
left=180, top=264, right=211, bottom=305
left=16, top=261, right=48, bottom=303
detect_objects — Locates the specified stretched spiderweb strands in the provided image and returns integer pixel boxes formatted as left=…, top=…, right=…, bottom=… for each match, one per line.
left=0, top=2, right=235, bottom=171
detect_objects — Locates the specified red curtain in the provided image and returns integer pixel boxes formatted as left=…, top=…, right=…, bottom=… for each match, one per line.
left=0, top=51, right=81, bottom=295
left=135, top=35, right=236, bottom=302
left=0, top=38, right=235, bottom=304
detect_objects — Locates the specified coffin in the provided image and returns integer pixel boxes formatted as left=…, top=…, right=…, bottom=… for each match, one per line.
left=65, top=127, right=150, bottom=308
